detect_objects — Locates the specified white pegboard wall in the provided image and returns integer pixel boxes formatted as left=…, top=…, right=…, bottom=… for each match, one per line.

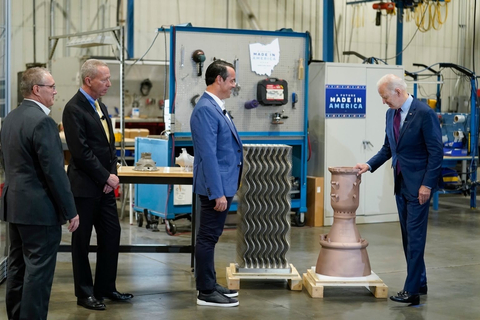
left=172, top=28, right=307, bottom=134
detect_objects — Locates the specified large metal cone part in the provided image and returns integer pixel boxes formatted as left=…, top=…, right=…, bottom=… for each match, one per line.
left=236, top=144, right=292, bottom=270
left=316, top=167, right=372, bottom=277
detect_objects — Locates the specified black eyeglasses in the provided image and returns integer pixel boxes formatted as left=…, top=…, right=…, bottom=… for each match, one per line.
left=36, top=84, right=56, bottom=90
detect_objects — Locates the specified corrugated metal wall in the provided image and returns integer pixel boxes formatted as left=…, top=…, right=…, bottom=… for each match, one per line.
left=8, top=0, right=480, bottom=110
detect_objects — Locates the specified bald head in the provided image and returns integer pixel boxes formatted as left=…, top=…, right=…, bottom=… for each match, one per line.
left=377, top=74, right=407, bottom=94
left=377, top=74, right=408, bottom=110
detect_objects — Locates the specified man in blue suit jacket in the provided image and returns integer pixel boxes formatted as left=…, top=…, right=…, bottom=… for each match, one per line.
left=190, top=60, right=243, bottom=307
left=355, top=74, right=443, bottom=305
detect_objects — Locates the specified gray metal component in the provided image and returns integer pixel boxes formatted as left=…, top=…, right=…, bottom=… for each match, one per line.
left=236, top=144, right=292, bottom=270
left=232, top=58, right=241, bottom=96
left=133, top=152, right=159, bottom=171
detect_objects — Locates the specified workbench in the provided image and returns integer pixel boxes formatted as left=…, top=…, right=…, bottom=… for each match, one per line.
left=58, top=166, right=196, bottom=267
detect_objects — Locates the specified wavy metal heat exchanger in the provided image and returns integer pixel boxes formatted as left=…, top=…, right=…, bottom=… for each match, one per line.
left=236, top=144, right=292, bottom=272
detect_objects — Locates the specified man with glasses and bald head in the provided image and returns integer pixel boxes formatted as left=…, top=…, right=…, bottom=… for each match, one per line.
left=0, top=67, right=79, bottom=320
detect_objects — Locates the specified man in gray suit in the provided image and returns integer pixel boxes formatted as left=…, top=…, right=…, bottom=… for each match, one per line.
left=0, top=67, right=79, bottom=320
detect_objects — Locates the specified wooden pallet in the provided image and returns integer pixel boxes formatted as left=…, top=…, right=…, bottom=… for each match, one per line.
left=303, top=267, right=388, bottom=298
left=226, top=263, right=303, bottom=291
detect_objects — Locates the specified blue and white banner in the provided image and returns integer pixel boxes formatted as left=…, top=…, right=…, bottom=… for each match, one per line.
left=325, top=85, right=366, bottom=118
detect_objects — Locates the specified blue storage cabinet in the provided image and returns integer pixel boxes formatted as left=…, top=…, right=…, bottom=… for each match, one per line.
left=134, top=137, right=170, bottom=221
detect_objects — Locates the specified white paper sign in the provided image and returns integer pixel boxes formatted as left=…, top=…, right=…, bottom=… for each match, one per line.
left=174, top=185, right=192, bottom=205
left=249, top=38, right=280, bottom=76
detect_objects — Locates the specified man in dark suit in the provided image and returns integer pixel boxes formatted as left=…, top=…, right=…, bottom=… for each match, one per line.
left=355, top=74, right=443, bottom=305
left=0, top=67, right=79, bottom=320
left=190, top=60, right=243, bottom=307
left=63, top=59, right=133, bottom=311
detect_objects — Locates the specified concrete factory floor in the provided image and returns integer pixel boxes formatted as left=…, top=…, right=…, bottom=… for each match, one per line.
left=1, top=194, right=480, bottom=320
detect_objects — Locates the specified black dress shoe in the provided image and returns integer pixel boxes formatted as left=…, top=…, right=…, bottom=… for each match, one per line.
left=77, top=296, right=106, bottom=310
left=419, top=284, right=428, bottom=295
left=96, top=291, right=134, bottom=301
left=390, top=291, right=420, bottom=305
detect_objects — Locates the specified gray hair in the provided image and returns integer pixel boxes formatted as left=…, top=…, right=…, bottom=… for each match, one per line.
left=377, top=74, right=407, bottom=93
left=81, top=59, right=108, bottom=83
left=20, top=67, right=50, bottom=98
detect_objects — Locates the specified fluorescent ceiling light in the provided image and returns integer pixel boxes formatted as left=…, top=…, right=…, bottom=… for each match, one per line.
left=66, top=35, right=114, bottom=48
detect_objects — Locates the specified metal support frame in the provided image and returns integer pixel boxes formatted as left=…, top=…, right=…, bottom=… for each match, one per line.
left=47, top=26, right=127, bottom=164
left=4, top=0, right=11, bottom=116
left=404, top=70, right=418, bottom=97
left=412, top=63, right=442, bottom=111
left=437, top=63, right=477, bottom=208
left=468, top=77, right=477, bottom=208
left=395, top=1, right=404, bottom=65
left=127, top=0, right=134, bottom=58
left=323, top=0, right=334, bottom=62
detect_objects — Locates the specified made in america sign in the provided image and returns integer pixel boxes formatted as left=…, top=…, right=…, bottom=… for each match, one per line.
left=325, top=85, right=366, bottom=118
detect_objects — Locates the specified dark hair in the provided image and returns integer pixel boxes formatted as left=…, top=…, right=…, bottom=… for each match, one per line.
left=205, top=60, right=234, bottom=86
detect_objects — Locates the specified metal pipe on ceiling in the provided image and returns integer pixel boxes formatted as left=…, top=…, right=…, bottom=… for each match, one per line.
left=33, top=0, right=36, bottom=63
left=236, top=0, right=261, bottom=30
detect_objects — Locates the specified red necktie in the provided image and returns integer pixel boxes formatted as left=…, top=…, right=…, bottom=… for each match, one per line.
left=394, top=108, right=402, bottom=142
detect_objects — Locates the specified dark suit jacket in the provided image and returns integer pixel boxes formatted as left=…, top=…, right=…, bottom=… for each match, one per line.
left=190, top=93, right=243, bottom=199
left=62, top=90, right=117, bottom=197
left=368, top=98, right=443, bottom=197
left=0, top=100, right=77, bottom=225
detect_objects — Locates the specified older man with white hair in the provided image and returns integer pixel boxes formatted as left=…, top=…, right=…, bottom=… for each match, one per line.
left=355, top=74, right=443, bottom=306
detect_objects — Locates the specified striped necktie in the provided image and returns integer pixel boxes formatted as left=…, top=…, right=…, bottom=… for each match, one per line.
left=394, top=108, right=402, bottom=142
left=94, top=100, right=110, bottom=142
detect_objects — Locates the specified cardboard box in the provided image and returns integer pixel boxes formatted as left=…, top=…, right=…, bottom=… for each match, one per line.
left=306, top=176, right=324, bottom=227
left=139, top=129, right=150, bottom=137
left=129, top=129, right=141, bottom=138
left=124, top=128, right=132, bottom=138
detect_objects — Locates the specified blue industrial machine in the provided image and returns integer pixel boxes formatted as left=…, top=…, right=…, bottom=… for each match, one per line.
left=410, top=63, right=478, bottom=209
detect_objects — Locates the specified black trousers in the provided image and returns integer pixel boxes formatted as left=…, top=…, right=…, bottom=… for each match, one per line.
left=71, top=192, right=121, bottom=298
left=195, top=195, right=232, bottom=291
left=6, top=223, right=61, bottom=320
